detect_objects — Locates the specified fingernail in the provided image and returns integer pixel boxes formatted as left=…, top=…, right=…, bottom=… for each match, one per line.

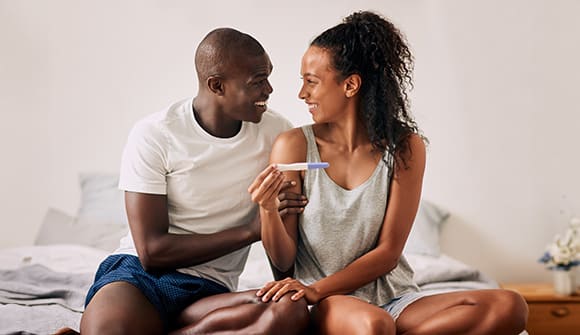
left=291, top=181, right=296, bottom=185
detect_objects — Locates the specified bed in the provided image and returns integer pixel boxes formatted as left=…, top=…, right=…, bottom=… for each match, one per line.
left=0, top=174, right=528, bottom=334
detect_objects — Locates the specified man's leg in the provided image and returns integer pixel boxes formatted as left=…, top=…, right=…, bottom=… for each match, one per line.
left=396, top=289, right=528, bottom=335
left=171, top=290, right=309, bottom=335
left=81, top=282, right=164, bottom=335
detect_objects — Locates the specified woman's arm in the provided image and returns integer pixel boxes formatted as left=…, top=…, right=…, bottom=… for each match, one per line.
left=248, top=128, right=307, bottom=272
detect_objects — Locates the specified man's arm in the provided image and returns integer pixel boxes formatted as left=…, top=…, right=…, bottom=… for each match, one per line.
left=125, top=191, right=259, bottom=271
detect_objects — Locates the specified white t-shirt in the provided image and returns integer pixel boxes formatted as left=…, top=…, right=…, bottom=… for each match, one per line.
left=116, top=97, right=292, bottom=290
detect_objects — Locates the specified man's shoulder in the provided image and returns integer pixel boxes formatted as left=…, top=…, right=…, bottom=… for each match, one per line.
left=131, top=98, right=192, bottom=132
left=259, top=109, right=293, bottom=130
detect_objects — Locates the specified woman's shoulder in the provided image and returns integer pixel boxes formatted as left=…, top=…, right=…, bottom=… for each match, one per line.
left=274, top=127, right=308, bottom=147
left=271, top=127, right=309, bottom=160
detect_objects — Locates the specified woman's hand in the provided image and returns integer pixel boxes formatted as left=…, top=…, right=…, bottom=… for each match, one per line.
left=256, top=277, right=320, bottom=305
left=248, top=165, right=285, bottom=212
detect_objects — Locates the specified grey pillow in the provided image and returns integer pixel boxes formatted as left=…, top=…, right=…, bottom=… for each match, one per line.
left=76, top=173, right=127, bottom=225
left=403, top=200, right=450, bottom=257
left=35, top=208, right=127, bottom=252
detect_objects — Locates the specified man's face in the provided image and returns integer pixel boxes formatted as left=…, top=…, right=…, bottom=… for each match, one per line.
left=221, top=52, right=273, bottom=123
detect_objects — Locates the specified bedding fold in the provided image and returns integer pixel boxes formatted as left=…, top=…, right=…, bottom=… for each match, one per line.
left=0, top=264, right=93, bottom=312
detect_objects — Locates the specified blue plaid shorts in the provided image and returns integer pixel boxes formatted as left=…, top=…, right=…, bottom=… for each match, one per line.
left=85, top=254, right=229, bottom=327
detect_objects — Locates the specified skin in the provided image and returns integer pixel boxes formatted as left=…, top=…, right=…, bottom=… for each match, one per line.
left=79, top=33, right=309, bottom=335
left=249, top=46, right=528, bottom=335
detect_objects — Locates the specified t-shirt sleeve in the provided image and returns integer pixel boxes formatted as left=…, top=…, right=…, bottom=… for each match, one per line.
left=118, top=120, right=168, bottom=195
left=267, top=109, right=294, bottom=134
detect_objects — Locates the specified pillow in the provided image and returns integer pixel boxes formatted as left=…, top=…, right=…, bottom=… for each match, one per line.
left=406, top=253, right=480, bottom=285
left=76, top=173, right=127, bottom=225
left=403, top=200, right=450, bottom=257
left=35, top=208, right=127, bottom=252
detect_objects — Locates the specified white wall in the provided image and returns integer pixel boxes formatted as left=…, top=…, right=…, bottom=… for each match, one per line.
left=1, top=0, right=578, bottom=283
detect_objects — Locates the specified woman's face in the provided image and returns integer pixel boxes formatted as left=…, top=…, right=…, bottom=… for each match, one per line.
left=298, top=46, right=350, bottom=123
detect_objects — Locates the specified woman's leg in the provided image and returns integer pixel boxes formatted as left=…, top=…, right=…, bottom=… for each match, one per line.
left=310, top=295, right=396, bottom=335
left=396, top=289, right=528, bottom=335
left=81, top=282, right=164, bottom=335
left=171, top=290, right=309, bottom=335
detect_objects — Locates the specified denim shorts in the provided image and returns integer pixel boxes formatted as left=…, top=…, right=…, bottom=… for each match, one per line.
left=85, top=254, right=229, bottom=328
left=381, top=291, right=425, bottom=320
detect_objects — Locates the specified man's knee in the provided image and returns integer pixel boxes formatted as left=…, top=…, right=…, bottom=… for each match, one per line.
left=267, top=294, right=310, bottom=333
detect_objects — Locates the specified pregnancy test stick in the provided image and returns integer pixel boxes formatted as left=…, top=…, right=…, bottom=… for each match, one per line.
left=276, top=162, right=329, bottom=171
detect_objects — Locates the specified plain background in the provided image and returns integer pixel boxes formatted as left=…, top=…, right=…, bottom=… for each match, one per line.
left=1, top=0, right=579, bottom=284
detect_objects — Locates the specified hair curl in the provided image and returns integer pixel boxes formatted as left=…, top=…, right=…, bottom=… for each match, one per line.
left=311, top=11, right=425, bottom=170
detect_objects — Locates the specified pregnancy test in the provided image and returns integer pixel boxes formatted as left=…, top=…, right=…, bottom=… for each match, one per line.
left=276, top=162, right=329, bottom=171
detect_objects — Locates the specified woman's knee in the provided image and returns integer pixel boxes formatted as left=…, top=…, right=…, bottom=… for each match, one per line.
left=359, top=313, right=396, bottom=335
left=494, top=290, right=528, bottom=331
left=476, top=289, right=528, bottom=334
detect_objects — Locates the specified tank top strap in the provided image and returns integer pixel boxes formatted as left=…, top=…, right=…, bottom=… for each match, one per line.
left=300, top=125, right=321, bottom=162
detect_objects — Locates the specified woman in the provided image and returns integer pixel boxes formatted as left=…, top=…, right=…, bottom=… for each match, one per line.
left=248, top=11, right=528, bottom=335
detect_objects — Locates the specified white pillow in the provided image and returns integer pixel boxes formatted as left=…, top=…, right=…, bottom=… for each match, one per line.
left=76, top=173, right=127, bottom=225
left=35, top=208, right=127, bottom=252
left=406, top=253, right=480, bottom=285
left=403, top=200, right=449, bottom=257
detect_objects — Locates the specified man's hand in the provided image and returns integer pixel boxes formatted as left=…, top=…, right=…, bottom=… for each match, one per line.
left=278, top=181, right=308, bottom=217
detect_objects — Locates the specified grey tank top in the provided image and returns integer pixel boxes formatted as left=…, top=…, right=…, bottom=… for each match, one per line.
left=295, top=125, right=418, bottom=306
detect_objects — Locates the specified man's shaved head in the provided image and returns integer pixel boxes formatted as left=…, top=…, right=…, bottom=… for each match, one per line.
left=195, top=28, right=266, bottom=83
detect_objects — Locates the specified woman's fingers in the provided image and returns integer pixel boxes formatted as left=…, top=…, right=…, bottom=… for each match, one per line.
left=257, top=278, right=301, bottom=302
left=247, top=165, right=277, bottom=193
left=291, top=289, right=305, bottom=301
left=260, top=281, right=285, bottom=302
left=249, top=169, right=285, bottom=205
left=261, top=172, right=285, bottom=203
left=256, top=280, right=277, bottom=297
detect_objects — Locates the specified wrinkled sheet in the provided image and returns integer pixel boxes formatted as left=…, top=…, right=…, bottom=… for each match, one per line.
left=0, top=245, right=106, bottom=335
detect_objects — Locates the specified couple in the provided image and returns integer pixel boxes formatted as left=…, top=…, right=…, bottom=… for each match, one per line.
left=77, top=11, right=527, bottom=335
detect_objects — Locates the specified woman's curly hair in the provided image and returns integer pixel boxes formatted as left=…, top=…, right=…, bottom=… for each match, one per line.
left=311, top=11, right=425, bottom=170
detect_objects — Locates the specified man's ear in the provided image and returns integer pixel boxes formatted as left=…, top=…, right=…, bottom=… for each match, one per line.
left=344, top=74, right=361, bottom=98
left=207, top=76, right=225, bottom=96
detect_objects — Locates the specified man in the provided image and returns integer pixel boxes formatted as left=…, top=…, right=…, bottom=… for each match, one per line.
left=78, top=28, right=309, bottom=335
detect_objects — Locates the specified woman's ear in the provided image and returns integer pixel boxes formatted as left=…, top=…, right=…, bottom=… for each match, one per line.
left=207, top=76, right=225, bottom=96
left=344, top=74, right=361, bottom=98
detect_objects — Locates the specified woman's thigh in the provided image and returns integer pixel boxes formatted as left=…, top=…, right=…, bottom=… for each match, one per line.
left=311, top=295, right=395, bottom=335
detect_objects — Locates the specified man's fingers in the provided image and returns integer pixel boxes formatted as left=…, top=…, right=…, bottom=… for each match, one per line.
left=279, top=207, right=304, bottom=217
left=279, top=180, right=297, bottom=191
